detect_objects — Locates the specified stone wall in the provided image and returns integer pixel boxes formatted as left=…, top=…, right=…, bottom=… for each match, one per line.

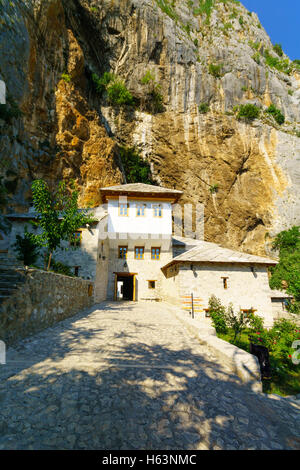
left=0, top=269, right=94, bottom=345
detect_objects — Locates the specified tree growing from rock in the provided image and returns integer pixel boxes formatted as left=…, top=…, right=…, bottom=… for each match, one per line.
left=29, top=179, right=95, bottom=271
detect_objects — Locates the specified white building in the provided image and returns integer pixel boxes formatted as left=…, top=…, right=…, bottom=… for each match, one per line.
left=6, top=183, right=280, bottom=326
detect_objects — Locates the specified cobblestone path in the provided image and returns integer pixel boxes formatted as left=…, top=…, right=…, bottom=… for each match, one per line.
left=0, top=302, right=299, bottom=450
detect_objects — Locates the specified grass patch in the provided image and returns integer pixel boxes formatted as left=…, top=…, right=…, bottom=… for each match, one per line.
left=266, top=104, right=285, bottom=125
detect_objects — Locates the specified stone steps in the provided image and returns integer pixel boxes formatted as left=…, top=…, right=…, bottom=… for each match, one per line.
left=0, top=253, right=25, bottom=305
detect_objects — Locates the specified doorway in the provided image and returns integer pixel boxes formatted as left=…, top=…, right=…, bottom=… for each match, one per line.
left=114, top=273, right=136, bottom=301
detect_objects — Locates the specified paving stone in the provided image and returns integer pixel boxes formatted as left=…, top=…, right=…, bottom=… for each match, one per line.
left=0, top=301, right=299, bottom=450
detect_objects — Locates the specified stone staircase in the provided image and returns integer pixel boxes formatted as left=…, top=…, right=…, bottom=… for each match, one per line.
left=0, top=253, right=25, bottom=305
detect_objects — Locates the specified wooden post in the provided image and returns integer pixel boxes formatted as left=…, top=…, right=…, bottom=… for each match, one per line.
left=191, top=293, right=194, bottom=319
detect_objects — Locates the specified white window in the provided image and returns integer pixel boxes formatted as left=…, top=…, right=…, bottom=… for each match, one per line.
left=136, top=203, right=146, bottom=217
left=153, top=204, right=162, bottom=217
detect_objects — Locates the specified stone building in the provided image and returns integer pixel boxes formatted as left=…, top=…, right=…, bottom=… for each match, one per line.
left=6, top=183, right=280, bottom=326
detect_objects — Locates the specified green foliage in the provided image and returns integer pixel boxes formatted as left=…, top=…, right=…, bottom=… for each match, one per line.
left=266, top=104, right=285, bottom=125
left=264, top=50, right=291, bottom=74
left=92, top=72, right=114, bottom=96
left=252, top=52, right=261, bottom=64
left=198, top=102, right=209, bottom=114
left=239, top=16, right=244, bottom=25
left=50, top=259, right=74, bottom=277
left=273, top=43, right=283, bottom=57
left=193, top=38, right=199, bottom=47
left=225, top=304, right=251, bottom=342
left=269, top=226, right=300, bottom=308
left=29, top=180, right=95, bottom=270
left=208, top=295, right=228, bottom=334
left=61, top=72, right=71, bottom=83
left=107, top=80, right=134, bottom=106
left=218, top=317, right=300, bottom=395
left=154, top=0, right=179, bottom=21
left=208, top=63, right=223, bottom=78
left=13, top=228, right=40, bottom=266
left=0, top=180, right=7, bottom=208
left=141, top=71, right=164, bottom=114
left=92, top=72, right=133, bottom=106
left=0, top=98, right=22, bottom=123
left=119, top=147, right=155, bottom=185
left=209, top=183, right=218, bottom=193
left=236, top=103, right=260, bottom=121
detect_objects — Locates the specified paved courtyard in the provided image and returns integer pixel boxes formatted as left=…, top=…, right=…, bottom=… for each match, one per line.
left=0, top=301, right=299, bottom=450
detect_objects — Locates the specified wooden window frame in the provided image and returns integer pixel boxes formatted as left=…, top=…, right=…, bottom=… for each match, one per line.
left=151, top=247, right=161, bottom=260
left=118, top=203, right=129, bottom=217
left=136, top=203, right=146, bottom=217
left=153, top=203, right=163, bottom=218
left=134, top=246, right=144, bottom=260
left=118, top=246, right=128, bottom=259
left=148, top=280, right=156, bottom=289
left=221, top=277, right=229, bottom=289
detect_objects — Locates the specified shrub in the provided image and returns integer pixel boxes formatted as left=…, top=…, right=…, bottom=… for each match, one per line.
left=266, top=104, right=285, bottom=125
left=225, top=304, right=251, bottom=343
left=61, top=72, right=71, bottom=83
left=273, top=43, right=283, bottom=57
left=264, top=50, right=291, bottom=74
left=252, top=52, right=261, bottom=64
left=119, top=146, right=155, bottom=184
left=50, top=260, right=74, bottom=277
left=208, top=63, right=223, bottom=78
left=0, top=100, right=22, bottom=122
left=209, top=184, right=218, bottom=193
left=107, top=80, right=134, bottom=106
left=198, top=103, right=209, bottom=114
left=13, top=229, right=40, bottom=266
left=92, top=72, right=114, bottom=96
left=208, top=295, right=228, bottom=334
left=141, top=71, right=164, bottom=114
left=239, top=16, right=244, bottom=26
left=236, top=103, right=260, bottom=121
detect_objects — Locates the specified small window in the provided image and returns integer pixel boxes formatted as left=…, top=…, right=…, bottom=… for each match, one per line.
left=153, top=204, right=162, bottom=217
left=135, top=247, right=144, bottom=260
left=151, top=247, right=160, bottom=260
left=70, top=231, right=82, bottom=246
left=241, top=308, right=256, bottom=318
left=221, top=277, right=229, bottom=289
left=119, top=203, right=129, bottom=216
left=136, top=203, right=146, bottom=217
left=118, top=246, right=128, bottom=259
left=148, top=280, right=156, bottom=289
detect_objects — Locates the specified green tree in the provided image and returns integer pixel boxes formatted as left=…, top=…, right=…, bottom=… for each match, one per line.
left=269, top=226, right=300, bottom=311
left=29, top=180, right=95, bottom=271
left=13, top=228, right=40, bottom=266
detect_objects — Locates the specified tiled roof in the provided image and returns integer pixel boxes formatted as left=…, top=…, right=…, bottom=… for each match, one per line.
left=163, top=239, right=278, bottom=268
left=100, top=183, right=183, bottom=195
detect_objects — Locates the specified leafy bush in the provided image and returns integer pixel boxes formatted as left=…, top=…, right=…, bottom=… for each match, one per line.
left=236, top=103, right=260, bottom=121
left=119, top=147, right=155, bottom=184
left=264, top=50, right=291, bottom=74
left=208, top=295, right=228, bottom=334
left=107, top=80, right=134, bottom=106
left=50, top=260, right=74, bottom=277
left=13, top=229, right=40, bottom=266
left=61, top=72, right=71, bottom=83
left=269, top=226, right=300, bottom=309
left=252, top=52, right=261, bottom=64
left=208, top=63, right=223, bottom=78
left=141, top=71, right=164, bottom=114
left=198, top=103, right=209, bottom=114
left=92, top=72, right=133, bottom=106
left=273, top=43, right=283, bottom=57
left=266, top=104, right=285, bottom=125
left=0, top=100, right=22, bottom=122
left=209, top=184, right=218, bottom=193
left=92, top=72, right=114, bottom=96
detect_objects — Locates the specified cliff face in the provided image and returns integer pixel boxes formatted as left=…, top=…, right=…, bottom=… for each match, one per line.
left=0, top=0, right=299, bottom=254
